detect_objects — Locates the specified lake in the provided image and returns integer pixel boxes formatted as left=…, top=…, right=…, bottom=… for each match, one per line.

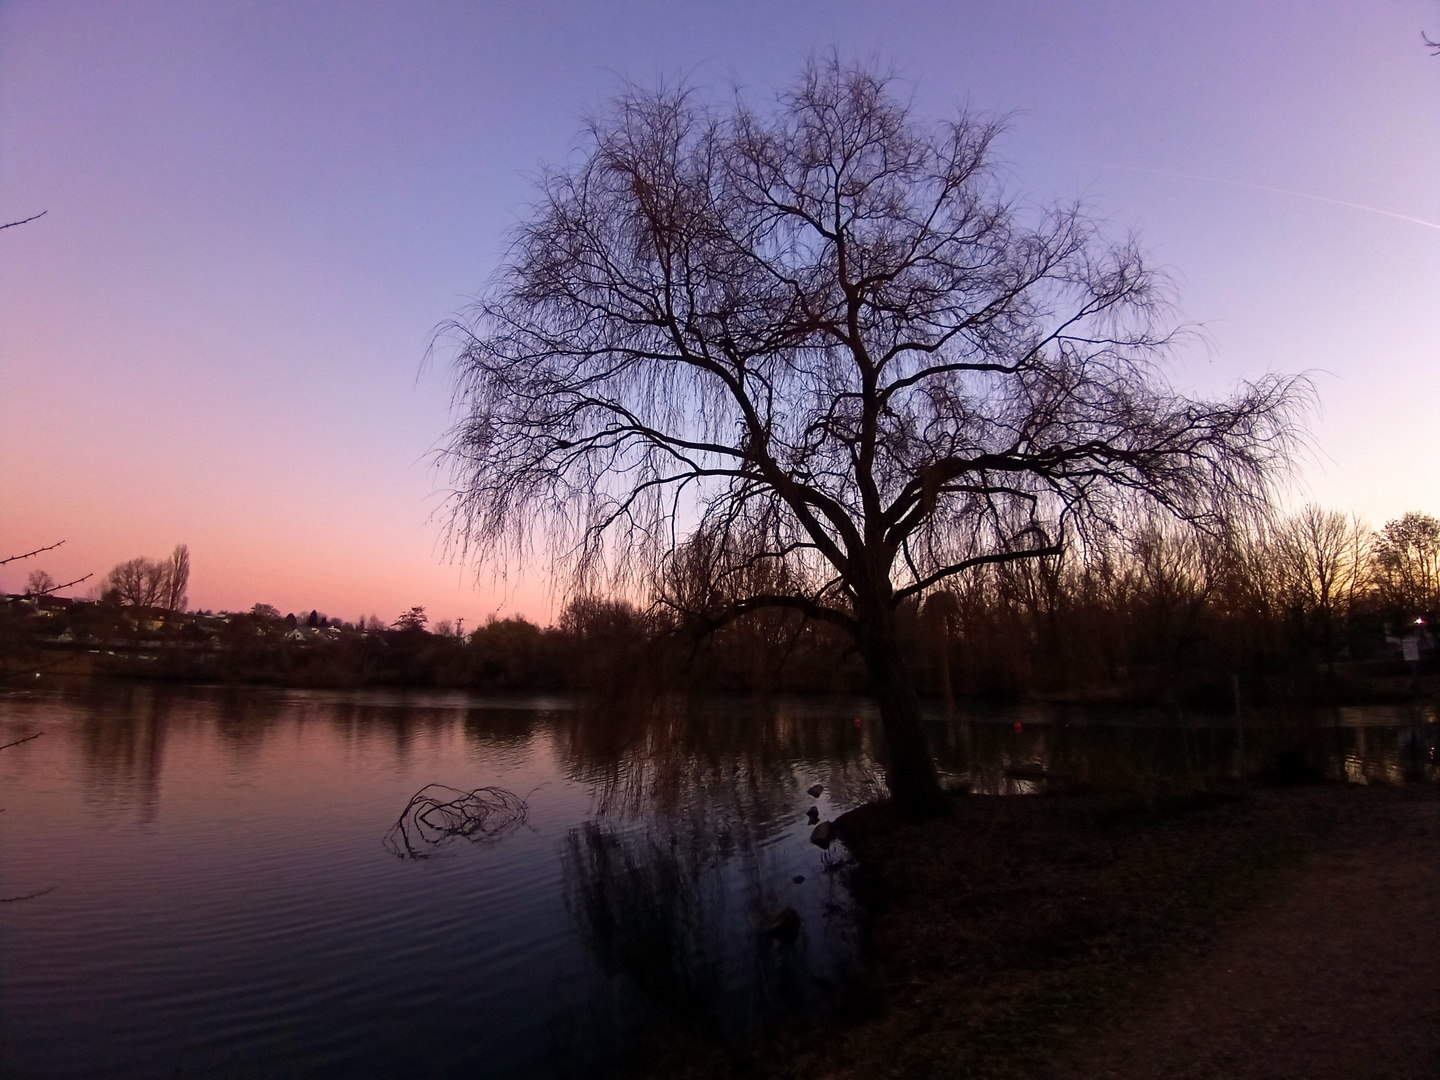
left=1, top=682, right=1434, bottom=1078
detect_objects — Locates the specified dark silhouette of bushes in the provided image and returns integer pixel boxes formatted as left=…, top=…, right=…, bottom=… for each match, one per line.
left=7, top=510, right=1434, bottom=704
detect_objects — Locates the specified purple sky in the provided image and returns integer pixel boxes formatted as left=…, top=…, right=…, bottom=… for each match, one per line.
left=2, top=1, right=1437, bottom=625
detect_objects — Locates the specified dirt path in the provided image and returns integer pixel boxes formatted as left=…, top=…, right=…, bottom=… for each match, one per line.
left=1055, top=792, right=1440, bottom=1080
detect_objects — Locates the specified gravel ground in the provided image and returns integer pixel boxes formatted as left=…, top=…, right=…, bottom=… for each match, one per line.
left=1053, top=792, right=1439, bottom=1080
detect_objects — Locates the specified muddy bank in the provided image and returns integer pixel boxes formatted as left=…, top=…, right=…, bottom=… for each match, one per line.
left=659, top=783, right=1438, bottom=1079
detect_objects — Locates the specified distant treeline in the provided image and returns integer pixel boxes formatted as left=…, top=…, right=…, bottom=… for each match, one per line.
left=904, top=508, right=1439, bottom=708
left=5, top=508, right=1437, bottom=707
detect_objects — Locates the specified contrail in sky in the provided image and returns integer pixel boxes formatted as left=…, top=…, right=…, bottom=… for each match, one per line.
left=1064, top=161, right=1440, bottom=232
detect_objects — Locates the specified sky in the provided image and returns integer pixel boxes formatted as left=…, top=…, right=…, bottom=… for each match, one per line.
left=2, top=0, right=1437, bottom=626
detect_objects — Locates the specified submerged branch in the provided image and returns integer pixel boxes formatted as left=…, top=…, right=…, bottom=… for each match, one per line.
left=383, top=783, right=531, bottom=859
left=0, top=886, right=56, bottom=903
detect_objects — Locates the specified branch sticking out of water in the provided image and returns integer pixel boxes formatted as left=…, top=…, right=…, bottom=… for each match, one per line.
left=0, top=886, right=56, bottom=903
left=383, top=784, right=530, bottom=859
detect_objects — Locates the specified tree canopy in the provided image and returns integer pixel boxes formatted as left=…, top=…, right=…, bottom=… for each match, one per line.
left=441, top=57, right=1306, bottom=816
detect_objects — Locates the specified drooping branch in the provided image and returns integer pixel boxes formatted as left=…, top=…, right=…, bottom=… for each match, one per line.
left=894, top=543, right=1063, bottom=603
left=682, top=591, right=858, bottom=637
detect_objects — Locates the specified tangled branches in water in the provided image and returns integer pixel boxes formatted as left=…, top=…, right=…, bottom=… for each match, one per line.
left=383, top=784, right=530, bottom=859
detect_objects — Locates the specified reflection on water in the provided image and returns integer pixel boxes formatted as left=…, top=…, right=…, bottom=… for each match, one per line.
left=0, top=683, right=1434, bottom=1079
left=925, top=701, right=1439, bottom=794
left=0, top=685, right=875, bottom=1080
left=557, top=817, right=864, bottom=1074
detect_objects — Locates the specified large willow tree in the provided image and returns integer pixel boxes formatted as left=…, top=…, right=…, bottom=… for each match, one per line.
left=441, top=58, right=1304, bottom=818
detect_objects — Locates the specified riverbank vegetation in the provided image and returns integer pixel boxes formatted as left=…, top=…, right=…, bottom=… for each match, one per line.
left=3, top=508, right=1436, bottom=707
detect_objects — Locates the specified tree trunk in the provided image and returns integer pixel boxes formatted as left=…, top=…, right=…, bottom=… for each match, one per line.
left=862, top=626, right=949, bottom=820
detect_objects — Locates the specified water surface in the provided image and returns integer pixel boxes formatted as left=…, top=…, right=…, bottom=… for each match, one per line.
left=0, top=683, right=1433, bottom=1078
left=0, top=684, right=875, bottom=1079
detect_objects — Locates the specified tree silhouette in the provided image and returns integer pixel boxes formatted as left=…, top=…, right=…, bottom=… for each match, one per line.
left=102, top=545, right=189, bottom=611
left=1372, top=512, right=1440, bottom=620
left=440, top=57, right=1305, bottom=817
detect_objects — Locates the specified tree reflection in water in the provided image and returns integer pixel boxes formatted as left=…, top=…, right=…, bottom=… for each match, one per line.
left=76, top=682, right=189, bottom=819
left=556, top=813, right=871, bottom=1076
left=926, top=703, right=1440, bottom=796
left=551, top=694, right=888, bottom=818
left=542, top=696, right=881, bottom=1073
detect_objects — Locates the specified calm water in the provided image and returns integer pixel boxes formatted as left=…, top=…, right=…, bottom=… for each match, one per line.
left=1, top=683, right=1434, bottom=1079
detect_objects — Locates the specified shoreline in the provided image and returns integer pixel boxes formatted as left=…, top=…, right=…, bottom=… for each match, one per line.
left=657, top=782, right=1438, bottom=1079
left=7, top=662, right=1438, bottom=715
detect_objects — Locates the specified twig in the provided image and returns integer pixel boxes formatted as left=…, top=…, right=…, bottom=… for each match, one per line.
left=0, top=731, right=42, bottom=751
left=3, top=572, right=93, bottom=603
left=0, top=540, right=63, bottom=566
left=0, top=211, right=46, bottom=232
left=40, top=572, right=92, bottom=595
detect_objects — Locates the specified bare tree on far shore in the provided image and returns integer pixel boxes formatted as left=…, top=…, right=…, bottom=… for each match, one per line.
left=103, top=544, right=190, bottom=611
left=1274, top=506, right=1370, bottom=676
left=24, top=570, right=56, bottom=597
left=161, top=544, right=189, bottom=612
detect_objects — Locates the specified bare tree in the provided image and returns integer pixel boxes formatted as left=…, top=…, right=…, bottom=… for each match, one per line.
left=1372, top=512, right=1440, bottom=620
left=440, top=57, right=1306, bottom=817
left=161, top=544, right=190, bottom=612
left=24, top=570, right=56, bottom=597
left=103, top=545, right=190, bottom=611
left=1275, top=506, right=1368, bottom=673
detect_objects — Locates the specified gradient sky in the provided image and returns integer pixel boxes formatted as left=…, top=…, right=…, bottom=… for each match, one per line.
left=2, top=1, right=1437, bottom=626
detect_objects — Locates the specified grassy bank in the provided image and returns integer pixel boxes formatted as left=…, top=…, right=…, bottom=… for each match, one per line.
left=657, top=782, right=1431, bottom=1079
